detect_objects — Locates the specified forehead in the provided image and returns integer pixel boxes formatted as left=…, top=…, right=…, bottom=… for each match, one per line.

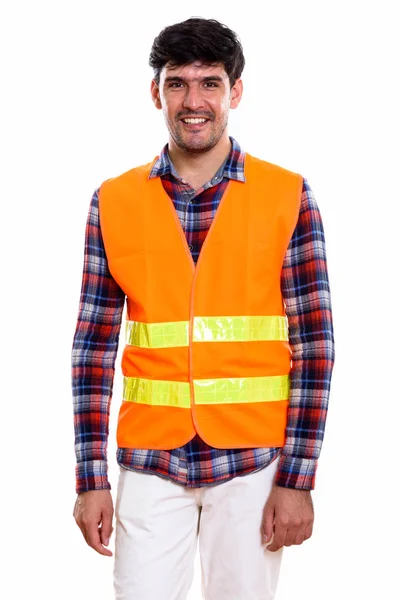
left=160, top=60, right=228, bottom=82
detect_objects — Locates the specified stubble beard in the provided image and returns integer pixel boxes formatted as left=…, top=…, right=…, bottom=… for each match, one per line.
left=169, top=115, right=228, bottom=155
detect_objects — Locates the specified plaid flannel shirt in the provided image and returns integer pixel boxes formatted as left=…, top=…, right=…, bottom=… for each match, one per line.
left=71, top=137, right=335, bottom=494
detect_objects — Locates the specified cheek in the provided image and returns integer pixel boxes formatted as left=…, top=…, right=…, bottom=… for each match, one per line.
left=215, top=95, right=230, bottom=113
left=163, top=107, right=176, bottom=123
left=214, top=100, right=229, bottom=119
left=170, top=104, right=183, bottom=122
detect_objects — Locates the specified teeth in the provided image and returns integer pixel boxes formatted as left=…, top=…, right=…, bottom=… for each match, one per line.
left=183, top=118, right=207, bottom=124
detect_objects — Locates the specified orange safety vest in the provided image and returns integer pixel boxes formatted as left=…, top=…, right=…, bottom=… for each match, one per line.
left=98, top=152, right=302, bottom=450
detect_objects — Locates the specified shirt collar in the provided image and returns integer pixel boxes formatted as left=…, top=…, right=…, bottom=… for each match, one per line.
left=148, top=136, right=246, bottom=183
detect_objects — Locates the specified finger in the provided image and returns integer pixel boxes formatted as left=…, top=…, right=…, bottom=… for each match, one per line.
left=304, top=521, right=314, bottom=541
left=100, top=524, right=114, bottom=547
left=100, top=509, right=114, bottom=547
left=267, top=524, right=287, bottom=552
left=262, top=504, right=275, bottom=544
left=283, top=526, right=298, bottom=547
left=76, top=518, right=90, bottom=545
left=264, top=531, right=274, bottom=548
left=85, top=522, right=113, bottom=557
left=293, top=524, right=307, bottom=545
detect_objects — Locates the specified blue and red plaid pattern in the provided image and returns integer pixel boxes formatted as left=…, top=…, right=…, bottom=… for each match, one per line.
left=71, top=137, right=335, bottom=494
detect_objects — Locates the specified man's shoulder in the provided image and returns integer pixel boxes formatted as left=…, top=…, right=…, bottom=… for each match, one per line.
left=244, top=152, right=301, bottom=180
left=100, top=157, right=158, bottom=189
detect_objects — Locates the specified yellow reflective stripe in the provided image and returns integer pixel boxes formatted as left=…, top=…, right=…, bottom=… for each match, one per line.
left=125, top=315, right=288, bottom=347
left=125, top=320, right=189, bottom=348
left=123, top=377, right=191, bottom=408
left=193, top=375, right=289, bottom=404
left=193, top=316, right=288, bottom=342
left=123, top=375, right=289, bottom=407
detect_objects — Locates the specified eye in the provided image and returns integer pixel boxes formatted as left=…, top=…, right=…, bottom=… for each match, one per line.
left=204, top=82, right=218, bottom=88
left=169, top=82, right=183, bottom=88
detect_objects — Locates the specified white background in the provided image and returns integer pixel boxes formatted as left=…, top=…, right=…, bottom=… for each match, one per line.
left=1, top=0, right=399, bottom=598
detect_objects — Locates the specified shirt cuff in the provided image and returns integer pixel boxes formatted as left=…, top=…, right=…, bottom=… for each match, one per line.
left=274, top=455, right=318, bottom=490
left=75, top=459, right=111, bottom=494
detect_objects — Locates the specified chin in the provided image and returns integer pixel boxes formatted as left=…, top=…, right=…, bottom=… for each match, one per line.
left=181, top=142, right=216, bottom=154
left=178, top=133, right=220, bottom=154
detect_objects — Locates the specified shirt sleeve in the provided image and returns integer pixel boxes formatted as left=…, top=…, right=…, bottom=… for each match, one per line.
left=275, top=177, right=335, bottom=490
left=71, top=188, right=125, bottom=494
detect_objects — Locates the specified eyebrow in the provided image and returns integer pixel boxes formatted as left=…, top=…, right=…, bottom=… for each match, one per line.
left=164, top=75, right=225, bottom=84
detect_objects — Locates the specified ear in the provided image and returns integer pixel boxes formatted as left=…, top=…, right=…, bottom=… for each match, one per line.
left=229, top=78, right=243, bottom=109
left=150, top=80, right=162, bottom=110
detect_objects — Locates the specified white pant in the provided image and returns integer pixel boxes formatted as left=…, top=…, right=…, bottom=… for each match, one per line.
left=114, top=456, right=283, bottom=600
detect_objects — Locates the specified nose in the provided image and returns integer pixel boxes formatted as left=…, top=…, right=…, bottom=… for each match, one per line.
left=182, top=84, right=205, bottom=111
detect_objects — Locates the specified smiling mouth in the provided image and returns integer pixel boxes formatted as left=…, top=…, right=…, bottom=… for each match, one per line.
left=180, top=117, right=210, bottom=125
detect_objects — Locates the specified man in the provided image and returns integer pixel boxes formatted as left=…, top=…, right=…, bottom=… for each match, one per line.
left=72, top=16, right=335, bottom=600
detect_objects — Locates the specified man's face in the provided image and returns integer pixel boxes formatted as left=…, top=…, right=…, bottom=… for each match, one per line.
left=151, top=61, right=242, bottom=154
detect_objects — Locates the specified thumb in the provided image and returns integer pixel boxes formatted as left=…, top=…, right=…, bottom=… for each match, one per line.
left=100, top=511, right=114, bottom=547
left=263, top=500, right=275, bottom=544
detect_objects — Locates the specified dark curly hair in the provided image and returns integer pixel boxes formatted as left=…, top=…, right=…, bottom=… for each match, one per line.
left=149, top=17, right=245, bottom=88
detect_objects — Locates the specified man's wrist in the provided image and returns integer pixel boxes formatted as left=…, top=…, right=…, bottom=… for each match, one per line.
left=274, top=455, right=318, bottom=491
left=75, top=459, right=111, bottom=494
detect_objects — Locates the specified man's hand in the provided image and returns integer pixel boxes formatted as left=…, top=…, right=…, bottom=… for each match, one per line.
left=73, top=489, right=114, bottom=556
left=262, top=485, right=314, bottom=552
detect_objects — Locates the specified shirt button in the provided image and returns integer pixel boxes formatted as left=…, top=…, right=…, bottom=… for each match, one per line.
left=188, top=244, right=194, bottom=251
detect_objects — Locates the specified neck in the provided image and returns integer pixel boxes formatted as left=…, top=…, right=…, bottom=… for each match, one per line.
left=167, top=134, right=232, bottom=186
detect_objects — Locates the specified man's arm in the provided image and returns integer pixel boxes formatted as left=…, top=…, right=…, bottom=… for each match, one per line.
left=71, top=188, right=125, bottom=555
left=277, top=177, right=335, bottom=489
left=71, top=188, right=125, bottom=493
left=264, top=177, right=335, bottom=551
